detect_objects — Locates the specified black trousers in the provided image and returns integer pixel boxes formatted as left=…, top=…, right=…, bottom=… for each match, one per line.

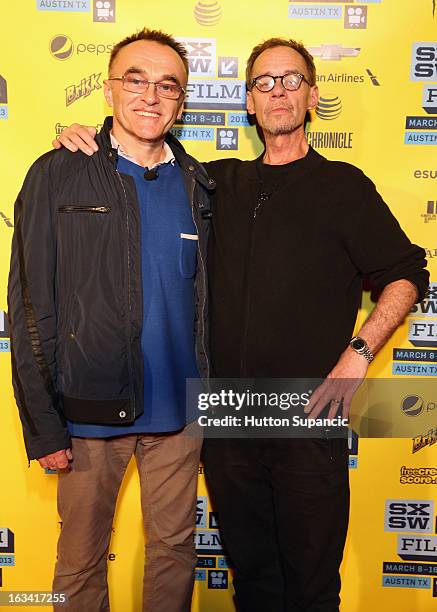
left=202, top=438, right=350, bottom=612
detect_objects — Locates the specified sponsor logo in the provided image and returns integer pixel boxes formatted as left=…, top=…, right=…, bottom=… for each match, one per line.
left=401, top=395, right=424, bottom=417
left=93, top=0, right=115, bottom=22
left=384, top=500, right=434, bottom=532
left=65, top=73, right=102, bottom=106
left=316, top=69, right=379, bottom=86
left=420, top=200, right=437, bottom=222
left=344, top=5, right=368, bottom=29
left=207, top=570, right=228, bottom=589
left=185, top=80, right=246, bottom=110
left=398, top=535, right=437, bottom=562
left=55, top=122, right=103, bottom=137
left=433, top=0, right=436, bottom=18
left=195, top=530, right=224, bottom=554
left=409, top=320, right=437, bottom=348
left=37, top=0, right=90, bottom=12
left=288, top=4, right=343, bottom=20
left=412, top=427, right=437, bottom=453
left=0, top=75, right=7, bottom=103
left=309, top=44, right=360, bottom=60
left=0, top=311, right=9, bottom=338
left=411, top=283, right=437, bottom=317
left=382, top=575, right=430, bottom=589
left=216, top=128, right=238, bottom=150
left=196, top=497, right=207, bottom=527
left=413, top=170, right=437, bottom=179
left=366, top=68, right=380, bottom=85
left=423, top=85, right=437, bottom=114
left=306, top=130, right=353, bottom=149
left=50, top=35, right=74, bottom=60
left=218, top=57, right=238, bottom=78
left=0, top=211, right=13, bottom=228
left=383, top=561, right=437, bottom=575
left=400, top=466, right=437, bottom=485
left=193, top=0, right=222, bottom=26
left=178, top=38, right=216, bottom=78
left=410, top=43, right=437, bottom=81
left=315, top=95, right=342, bottom=120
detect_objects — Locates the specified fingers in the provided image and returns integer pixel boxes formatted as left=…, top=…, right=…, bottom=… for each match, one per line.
left=37, top=449, right=72, bottom=471
left=57, top=124, right=98, bottom=155
left=52, top=137, right=62, bottom=150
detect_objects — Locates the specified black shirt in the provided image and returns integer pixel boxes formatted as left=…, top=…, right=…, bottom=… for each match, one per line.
left=204, top=147, right=429, bottom=379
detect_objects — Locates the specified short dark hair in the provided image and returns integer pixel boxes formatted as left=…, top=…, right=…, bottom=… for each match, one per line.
left=246, top=37, right=316, bottom=89
left=109, top=28, right=189, bottom=78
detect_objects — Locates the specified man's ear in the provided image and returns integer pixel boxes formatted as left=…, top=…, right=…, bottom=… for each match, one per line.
left=307, top=84, right=319, bottom=111
left=104, top=81, right=113, bottom=108
left=246, top=90, right=255, bottom=116
left=176, top=97, right=185, bottom=121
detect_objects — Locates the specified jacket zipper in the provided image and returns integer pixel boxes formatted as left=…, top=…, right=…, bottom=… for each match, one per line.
left=58, top=206, right=111, bottom=213
left=190, top=177, right=210, bottom=379
left=115, top=171, right=136, bottom=418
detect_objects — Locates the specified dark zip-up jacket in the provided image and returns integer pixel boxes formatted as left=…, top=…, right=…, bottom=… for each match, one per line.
left=8, top=117, right=215, bottom=460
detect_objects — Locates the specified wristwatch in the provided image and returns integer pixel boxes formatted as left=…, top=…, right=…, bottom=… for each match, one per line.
left=349, top=336, right=374, bottom=363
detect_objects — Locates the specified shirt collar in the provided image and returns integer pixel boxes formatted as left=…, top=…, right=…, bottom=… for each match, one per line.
left=110, top=132, right=175, bottom=168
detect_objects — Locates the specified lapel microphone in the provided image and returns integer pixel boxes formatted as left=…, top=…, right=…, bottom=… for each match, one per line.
left=143, top=167, right=158, bottom=181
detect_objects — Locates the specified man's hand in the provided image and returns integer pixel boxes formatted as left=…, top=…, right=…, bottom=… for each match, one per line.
left=38, top=448, right=73, bottom=471
left=304, top=349, right=368, bottom=420
left=52, top=124, right=98, bottom=155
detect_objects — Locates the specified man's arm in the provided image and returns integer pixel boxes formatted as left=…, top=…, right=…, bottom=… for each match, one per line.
left=8, top=157, right=72, bottom=465
left=305, top=279, right=418, bottom=418
left=53, top=124, right=98, bottom=155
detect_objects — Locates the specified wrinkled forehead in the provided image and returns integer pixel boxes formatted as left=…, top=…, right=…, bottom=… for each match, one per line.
left=252, top=46, right=308, bottom=78
left=110, top=40, right=187, bottom=84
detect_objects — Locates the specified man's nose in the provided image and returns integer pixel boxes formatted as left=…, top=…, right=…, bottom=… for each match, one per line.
left=141, top=82, right=159, bottom=104
left=270, top=79, right=286, bottom=97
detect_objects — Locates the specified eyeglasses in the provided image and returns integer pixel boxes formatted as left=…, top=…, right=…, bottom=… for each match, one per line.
left=251, top=73, right=310, bottom=93
left=107, top=73, right=185, bottom=99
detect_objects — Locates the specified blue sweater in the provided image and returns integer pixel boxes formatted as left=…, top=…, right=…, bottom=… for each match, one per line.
left=68, top=156, right=199, bottom=437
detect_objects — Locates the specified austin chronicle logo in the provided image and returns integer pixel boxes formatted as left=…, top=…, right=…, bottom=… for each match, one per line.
left=50, top=35, right=74, bottom=60
left=193, top=0, right=222, bottom=26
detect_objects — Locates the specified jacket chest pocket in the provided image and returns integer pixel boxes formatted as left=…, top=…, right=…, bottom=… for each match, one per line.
left=179, top=233, right=198, bottom=278
left=58, top=205, right=111, bottom=214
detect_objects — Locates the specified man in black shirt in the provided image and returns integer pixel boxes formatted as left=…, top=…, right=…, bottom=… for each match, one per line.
left=54, top=37, right=428, bottom=612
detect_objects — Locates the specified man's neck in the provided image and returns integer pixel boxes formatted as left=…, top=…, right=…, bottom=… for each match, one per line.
left=262, top=130, right=309, bottom=165
left=111, top=127, right=166, bottom=168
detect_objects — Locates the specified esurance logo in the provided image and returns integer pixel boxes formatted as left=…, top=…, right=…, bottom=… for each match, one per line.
left=65, top=73, right=102, bottom=106
left=411, top=43, right=437, bottom=81
left=384, top=500, right=434, bottom=532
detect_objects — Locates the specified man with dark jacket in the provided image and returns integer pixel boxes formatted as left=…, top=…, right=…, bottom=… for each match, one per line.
left=53, top=37, right=429, bottom=612
left=8, top=29, right=213, bottom=612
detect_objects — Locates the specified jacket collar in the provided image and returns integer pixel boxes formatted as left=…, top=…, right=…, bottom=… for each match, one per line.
left=98, top=116, right=215, bottom=191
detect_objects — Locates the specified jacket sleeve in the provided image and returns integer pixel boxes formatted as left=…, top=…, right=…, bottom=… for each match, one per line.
left=7, top=158, right=71, bottom=460
left=344, top=170, right=429, bottom=303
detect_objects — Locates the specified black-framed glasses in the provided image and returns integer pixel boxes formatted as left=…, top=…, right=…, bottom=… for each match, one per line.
left=251, top=72, right=310, bottom=93
left=107, top=73, right=185, bottom=99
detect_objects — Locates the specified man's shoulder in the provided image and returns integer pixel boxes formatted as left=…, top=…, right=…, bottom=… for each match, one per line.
left=315, top=154, right=368, bottom=183
left=203, top=157, right=253, bottom=179
left=28, top=147, right=94, bottom=181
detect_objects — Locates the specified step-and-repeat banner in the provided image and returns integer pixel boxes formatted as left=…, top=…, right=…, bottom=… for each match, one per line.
left=1, top=1, right=436, bottom=610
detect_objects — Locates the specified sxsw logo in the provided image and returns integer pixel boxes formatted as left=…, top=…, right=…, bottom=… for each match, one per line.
left=397, top=535, right=437, bottom=561
left=196, top=496, right=207, bottom=528
left=410, top=43, right=437, bottom=81
left=177, top=38, right=216, bottom=78
left=0, top=311, right=9, bottom=338
left=0, top=528, right=14, bottom=553
left=423, top=85, right=437, bottom=114
left=409, top=320, right=437, bottom=347
left=384, top=500, right=434, bottom=532
left=207, top=570, right=228, bottom=589
left=410, top=283, right=437, bottom=317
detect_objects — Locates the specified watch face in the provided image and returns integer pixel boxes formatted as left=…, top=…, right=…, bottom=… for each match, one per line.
left=352, top=338, right=365, bottom=351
